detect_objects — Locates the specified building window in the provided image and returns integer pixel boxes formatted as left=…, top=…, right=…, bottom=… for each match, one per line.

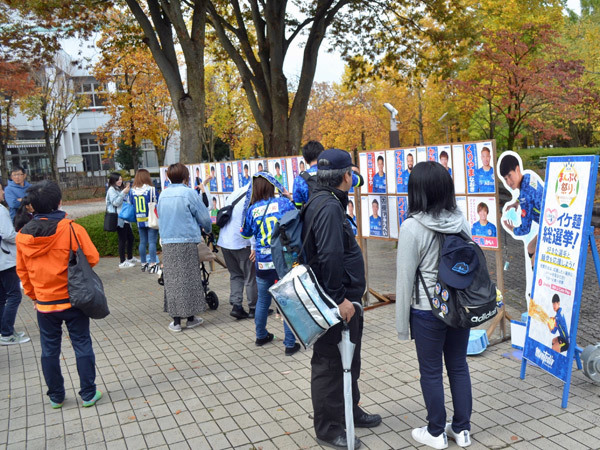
left=80, top=134, right=112, bottom=172
left=141, top=140, right=159, bottom=168
left=75, top=78, right=105, bottom=109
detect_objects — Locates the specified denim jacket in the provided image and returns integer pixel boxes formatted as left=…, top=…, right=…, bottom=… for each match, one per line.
left=106, top=186, right=127, bottom=227
left=156, top=183, right=211, bottom=244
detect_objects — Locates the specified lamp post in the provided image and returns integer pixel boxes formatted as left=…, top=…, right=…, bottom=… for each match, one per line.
left=438, top=112, right=449, bottom=143
left=383, top=103, right=400, bottom=148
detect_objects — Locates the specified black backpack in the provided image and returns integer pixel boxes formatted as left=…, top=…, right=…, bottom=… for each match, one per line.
left=416, top=231, right=497, bottom=328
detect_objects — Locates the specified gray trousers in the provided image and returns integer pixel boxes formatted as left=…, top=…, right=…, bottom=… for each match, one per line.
left=221, top=247, right=258, bottom=309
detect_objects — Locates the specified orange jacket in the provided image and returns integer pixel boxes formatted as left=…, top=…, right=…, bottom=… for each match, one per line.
left=16, top=218, right=99, bottom=313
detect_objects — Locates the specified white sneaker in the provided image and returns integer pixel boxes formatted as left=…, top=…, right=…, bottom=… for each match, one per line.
left=186, top=317, right=204, bottom=329
left=0, top=334, right=31, bottom=345
left=411, top=426, right=448, bottom=449
left=445, top=423, right=471, bottom=447
left=128, top=257, right=140, bottom=263
left=148, top=264, right=159, bottom=274
left=119, top=261, right=135, bottom=269
left=168, top=322, right=182, bottom=332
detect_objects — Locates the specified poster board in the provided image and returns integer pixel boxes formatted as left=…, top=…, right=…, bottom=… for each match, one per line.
left=522, top=156, right=599, bottom=385
left=357, top=140, right=500, bottom=249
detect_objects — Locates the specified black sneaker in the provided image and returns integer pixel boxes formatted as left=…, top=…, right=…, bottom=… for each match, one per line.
left=141, top=263, right=148, bottom=272
left=255, top=333, right=274, bottom=346
left=285, top=343, right=301, bottom=356
left=230, top=305, right=249, bottom=320
left=248, top=308, right=255, bottom=319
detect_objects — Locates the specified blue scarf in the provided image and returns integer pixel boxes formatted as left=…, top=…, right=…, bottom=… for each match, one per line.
left=241, top=172, right=286, bottom=229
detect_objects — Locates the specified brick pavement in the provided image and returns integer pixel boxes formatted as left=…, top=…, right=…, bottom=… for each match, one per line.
left=2, top=253, right=600, bottom=449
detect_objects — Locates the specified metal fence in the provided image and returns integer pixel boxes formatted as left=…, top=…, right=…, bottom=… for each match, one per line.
left=58, top=173, right=106, bottom=190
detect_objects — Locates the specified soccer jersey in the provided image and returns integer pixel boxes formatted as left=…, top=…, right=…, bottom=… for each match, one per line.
left=398, top=169, right=410, bottom=193
left=373, top=173, right=386, bottom=193
left=471, top=221, right=497, bottom=237
left=241, top=197, right=296, bottom=274
left=210, top=208, right=218, bottom=224
left=447, top=167, right=453, bottom=177
left=514, top=173, right=543, bottom=236
left=370, top=215, right=382, bottom=236
left=275, top=174, right=284, bottom=185
left=292, top=165, right=318, bottom=206
left=348, top=215, right=357, bottom=236
left=210, top=177, right=218, bottom=192
left=240, top=175, right=251, bottom=187
left=550, top=307, right=569, bottom=343
left=474, top=166, right=495, bottom=193
left=224, top=176, right=234, bottom=192
left=129, top=185, right=158, bottom=228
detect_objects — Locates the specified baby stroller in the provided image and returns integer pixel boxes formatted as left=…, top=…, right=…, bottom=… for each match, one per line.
left=158, top=232, right=221, bottom=310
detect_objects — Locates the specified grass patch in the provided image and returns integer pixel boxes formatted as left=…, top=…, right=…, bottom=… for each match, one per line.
left=74, top=212, right=162, bottom=257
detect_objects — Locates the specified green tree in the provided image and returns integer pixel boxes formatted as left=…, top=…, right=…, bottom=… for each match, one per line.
left=114, top=141, right=142, bottom=170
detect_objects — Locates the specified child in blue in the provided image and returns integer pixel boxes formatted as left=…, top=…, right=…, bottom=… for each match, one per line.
left=471, top=202, right=497, bottom=237
left=369, top=199, right=382, bottom=236
left=224, top=165, right=234, bottom=192
left=241, top=173, right=300, bottom=356
left=548, top=294, right=569, bottom=353
left=500, top=154, right=544, bottom=261
left=163, top=169, right=170, bottom=189
left=474, top=147, right=494, bottom=193
left=372, top=155, right=386, bottom=193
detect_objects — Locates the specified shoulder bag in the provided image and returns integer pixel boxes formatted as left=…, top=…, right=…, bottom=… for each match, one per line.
left=148, top=188, right=159, bottom=230
left=67, top=223, right=110, bottom=319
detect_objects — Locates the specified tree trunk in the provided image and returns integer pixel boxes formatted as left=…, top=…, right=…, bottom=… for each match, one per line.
left=506, top=118, right=516, bottom=150
left=417, top=88, right=425, bottom=145
left=487, top=99, right=495, bottom=139
left=175, top=97, right=204, bottom=164
left=0, top=101, right=10, bottom=183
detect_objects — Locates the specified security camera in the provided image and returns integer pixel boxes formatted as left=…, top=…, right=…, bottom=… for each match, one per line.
left=383, top=103, right=398, bottom=117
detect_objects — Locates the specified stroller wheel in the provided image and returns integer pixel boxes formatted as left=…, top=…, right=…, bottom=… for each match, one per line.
left=206, top=291, right=219, bottom=310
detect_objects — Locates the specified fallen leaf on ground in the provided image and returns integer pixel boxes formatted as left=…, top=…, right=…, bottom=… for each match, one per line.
left=175, top=410, right=181, bottom=415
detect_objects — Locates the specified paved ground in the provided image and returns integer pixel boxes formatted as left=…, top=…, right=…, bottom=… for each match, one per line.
left=2, top=245, right=600, bottom=449
left=62, top=200, right=106, bottom=220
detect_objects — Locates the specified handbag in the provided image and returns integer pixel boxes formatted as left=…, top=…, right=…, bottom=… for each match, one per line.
left=148, top=188, right=159, bottom=229
left=119, top=198, right=136, bottom=222
left=197, top=241, right=216, bottom=262
left=269, top=264, right=341, bottom=349
left=67, top=223, right=110, bottom=320
left=216, top=191, right=246, bottom=228
left=103, top=210, right=118, bottom=232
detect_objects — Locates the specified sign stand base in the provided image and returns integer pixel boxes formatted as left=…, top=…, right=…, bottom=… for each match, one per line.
left=520, top=229, right=600, bottom=408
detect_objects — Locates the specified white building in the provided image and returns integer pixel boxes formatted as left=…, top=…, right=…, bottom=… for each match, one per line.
left=9, top=50, right=178, bottom=181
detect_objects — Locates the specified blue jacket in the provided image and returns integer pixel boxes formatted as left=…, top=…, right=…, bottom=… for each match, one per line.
left=5, top=180, right=31, bottom=221
left=157, top=183, right=211, bottom=244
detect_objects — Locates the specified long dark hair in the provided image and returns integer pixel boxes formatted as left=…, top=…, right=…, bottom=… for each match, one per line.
left=250, top=176, right=275, bottom=204
left=108, top=172, right=123, bottom=190
left=408, top=161, right=456, bottom=217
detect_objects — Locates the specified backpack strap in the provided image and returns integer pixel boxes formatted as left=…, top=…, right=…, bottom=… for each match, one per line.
left=300, top=171, right=312, bottom=182
left=414, top=231, right=442, bottom=305
left=231, top=191, right=246, bottom=207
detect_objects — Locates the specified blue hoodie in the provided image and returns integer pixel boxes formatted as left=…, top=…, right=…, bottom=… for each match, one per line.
left=5, top=180, right=31, bottom=221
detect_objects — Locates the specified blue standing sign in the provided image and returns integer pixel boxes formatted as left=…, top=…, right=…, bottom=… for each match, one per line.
left=521, top=155, right=599, bottom=407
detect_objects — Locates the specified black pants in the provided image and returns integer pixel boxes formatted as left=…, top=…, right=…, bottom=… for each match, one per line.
left=311, top=302, right=363, bottom=441
left=117, top=223, right=134, bottom=263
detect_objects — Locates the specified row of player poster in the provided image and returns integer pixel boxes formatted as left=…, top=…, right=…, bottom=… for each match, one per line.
left=358, top=141, right=495, bottom=195
left=159, top=157, right=307, bottom=193
left=351, top=195, right=499, bottom=249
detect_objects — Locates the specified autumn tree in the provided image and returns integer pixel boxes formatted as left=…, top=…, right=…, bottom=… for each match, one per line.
left=0, top=61, right=35, bottom=181
left=94, top=12, right=177, bottom=168
left=20, top=54, right=88, bottom=181
left=454, top=25, right=584, bottom=150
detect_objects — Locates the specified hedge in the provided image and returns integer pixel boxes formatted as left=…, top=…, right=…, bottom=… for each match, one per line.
left=74, top=212, right=219, bottom=257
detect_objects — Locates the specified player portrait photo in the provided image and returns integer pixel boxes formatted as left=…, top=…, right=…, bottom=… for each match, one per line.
left=466, top=142, right=495, bottom=193
left=397, top=151, right=415, bottom=194
left=372, top=152, right=386, bottom=193
left=467, top=197, right=498, bottom=249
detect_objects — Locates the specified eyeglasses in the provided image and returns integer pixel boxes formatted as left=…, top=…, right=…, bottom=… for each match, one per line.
left=12, top=173, right=24, bottom=177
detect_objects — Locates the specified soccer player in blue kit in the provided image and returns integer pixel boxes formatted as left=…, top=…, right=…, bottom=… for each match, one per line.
left=548, top=294, right=569, bottom=353
left=347, top=200, right=358, bottom=236
left=439, top=151, right=452, bottom=177
left=398, top=153, right=414, bottom=193
left=241, top=164, right=251, bottom=186
left=224, top=165, right=234, bottom=192
left=369, top=199, right=383, bottom=236
left=471, top=202, right=497, bottom=237
left=500, top=154, right=544, bottom=263
left=474, top=147, right=494, bottom=192
left=372, top=155, right=386, bottom=193
left=209, top=166, right=218, bottom=191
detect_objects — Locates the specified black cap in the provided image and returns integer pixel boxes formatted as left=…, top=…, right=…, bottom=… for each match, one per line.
left=438, top=236, right=479, bottom=289
left=317, top=149, right=355, bottom=171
